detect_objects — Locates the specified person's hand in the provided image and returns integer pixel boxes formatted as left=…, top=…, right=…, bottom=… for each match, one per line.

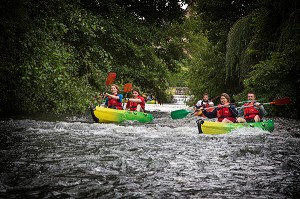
left=209, top=102, right=214, bottom=106
left=222, top=103, right=230, bottom=108
left=254, top=102, right=261, bottom=107
left=104, top=93, right=111, bottom=98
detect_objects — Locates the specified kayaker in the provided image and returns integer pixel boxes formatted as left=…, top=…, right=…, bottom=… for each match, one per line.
left=236, top=92, right=267, bottom=123
left=125, top=87, right=145, bottom=112
left=193, top=93, right=214, bottom=117
left=104, top=84, right=123, bottom=110
left=200, top=93, right=238, bottom=123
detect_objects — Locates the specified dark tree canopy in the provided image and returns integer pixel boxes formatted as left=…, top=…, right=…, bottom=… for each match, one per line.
left=116, top=0, right=186, bottom=25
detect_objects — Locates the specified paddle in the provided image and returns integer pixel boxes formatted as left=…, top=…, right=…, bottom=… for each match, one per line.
left=236, top=98, right=266, bottom=104
left=123, top=83, right=132, bottom=94
left=93, top=72, right=117, bottom=106
left=122, top=83, right=133, bottom=108
left=171, top=95, right=219, bottom=119
left=265, top=97, right=291, bottom=105
left=171, top=103, right=235, bottom=120
left=238, top=97, right=291, bottom=109
left=106, top=72, right=117, bottom=86
left=171, top=109, right=192, bottom=119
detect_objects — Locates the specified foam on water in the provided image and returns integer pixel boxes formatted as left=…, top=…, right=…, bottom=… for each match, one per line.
left=0, top=104, right=300, bottom=198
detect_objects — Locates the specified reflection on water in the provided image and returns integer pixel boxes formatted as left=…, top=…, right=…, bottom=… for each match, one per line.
left=0, top=104, right=300, bottom=198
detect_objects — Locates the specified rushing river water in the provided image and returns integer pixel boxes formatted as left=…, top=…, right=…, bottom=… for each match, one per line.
left=1, top=104, right=300, bottom=198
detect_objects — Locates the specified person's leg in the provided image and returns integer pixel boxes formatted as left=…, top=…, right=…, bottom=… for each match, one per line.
left=136, top=104, right=144, bottom=112
left=237, top=117, right=246, bottom=123
left=222, top=118, right=233, bottom=123
left=254, top=115, right=261, bottom=122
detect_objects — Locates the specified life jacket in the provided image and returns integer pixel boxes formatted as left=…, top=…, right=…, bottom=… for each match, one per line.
left=202, top=101, right=210, bottom=108
left=108, top=94, right=123, bottom=110
left=127, top=96, right=145, bottom=111
left=244, top=102, right=261, bottom=120
left=195, top=100, right=214, bottom=117
left=196, top=100, right=209, bottom=108
left=216, top=104, right=236, bottom=122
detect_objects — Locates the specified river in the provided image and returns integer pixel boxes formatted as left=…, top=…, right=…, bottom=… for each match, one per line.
left=0, top=104, right=300, bottom=198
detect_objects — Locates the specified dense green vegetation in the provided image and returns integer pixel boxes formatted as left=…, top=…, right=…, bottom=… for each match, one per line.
left=187, top=0, right=299, bottom=118
left=1, top=0, right=299, bottom=118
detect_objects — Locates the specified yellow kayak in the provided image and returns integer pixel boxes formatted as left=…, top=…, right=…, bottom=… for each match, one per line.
left=90, top=106, right=153, bottom=123
left=196, top=119, right=274, bottom=134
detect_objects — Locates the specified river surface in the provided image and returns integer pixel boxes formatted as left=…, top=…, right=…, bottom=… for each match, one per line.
left=1, top=104, right=300, bottom=198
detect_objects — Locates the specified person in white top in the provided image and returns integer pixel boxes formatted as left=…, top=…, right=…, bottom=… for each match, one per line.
left=193, top=93, right=214, bottom=116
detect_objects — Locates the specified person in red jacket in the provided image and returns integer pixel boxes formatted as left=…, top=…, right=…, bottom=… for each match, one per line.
left=200, top=93, right=238, bottom=123
left=237, top=92, right=267, bottom=123
left=125, top=87, right=145, bottom=112
left=104, top=84, right=123, bottom=110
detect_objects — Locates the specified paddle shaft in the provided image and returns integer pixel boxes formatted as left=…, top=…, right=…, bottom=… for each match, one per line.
left=202, top=103, right=234, bottom=110
left=236, top=98, right=265, bottom=104
left=238, top=97, right=291, bottom=109
left=238, top=102, right=286, bottom=109
left=122, top=83, right=133, bottom=109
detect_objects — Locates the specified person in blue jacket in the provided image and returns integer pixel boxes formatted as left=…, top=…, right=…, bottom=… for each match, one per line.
left=200, top=93, right=238, bottom=123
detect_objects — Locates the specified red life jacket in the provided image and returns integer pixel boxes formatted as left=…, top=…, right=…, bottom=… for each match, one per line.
left=217, top=104, right=236, bottom=122
left=203, top=103, right=210, bottom=108
left=244, top=102, right=261, bottom=120
left=126, top=96, right=145, bottom=111
left=195, top=102, right=214, bottom=117
left=108, top=94, right=123, bottom=110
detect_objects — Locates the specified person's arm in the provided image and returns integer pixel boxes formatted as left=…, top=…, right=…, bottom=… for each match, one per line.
left=237, top=106, right=244, bottom=117
left=139, top=96, right=145, bottom=106
left=105, top=93, right=120, bottom=100
left=202, top=108, right=217, bottom=118
left=255, top=102, right=267, bottom=116
left=127, top=97, right=142, bottom=103
left=229, top=104, right=238, bottom=117
left=118, top=94, right=123, bottom=102
left=195, top=100, right=202, bottom=109
left=104, top=97, right=108, bottom=107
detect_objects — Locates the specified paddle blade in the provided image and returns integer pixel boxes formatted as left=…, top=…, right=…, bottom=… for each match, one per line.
left=270, top=97, right=291, bottom=105
left=106, top=72, right=117, bottom=86
left=171, top=109, right=191, bottom=119
left=123, top=83, right=132, bottom=93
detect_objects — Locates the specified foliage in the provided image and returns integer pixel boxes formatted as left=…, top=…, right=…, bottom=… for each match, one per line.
left=192, top=0, right=258, bottom=48
left=0, top=0, right=188, bottom=113
left=0, top=0, right=299, bottom=119
left=115, top=0, right=186, bottom=25
left=187, top=0, right=299, bottom=118
left=179, top=18, right=225, bottom=105
left=183, top=0, right=259, bottom=98
left=241, top=3, right=300, bottom=118
left=226, top=14, right=257, bottom=85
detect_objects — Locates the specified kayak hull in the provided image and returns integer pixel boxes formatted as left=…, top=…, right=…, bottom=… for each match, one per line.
left=90, top=106, right=153, bottom=123
left=196, top=119, right=274, bottom=134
